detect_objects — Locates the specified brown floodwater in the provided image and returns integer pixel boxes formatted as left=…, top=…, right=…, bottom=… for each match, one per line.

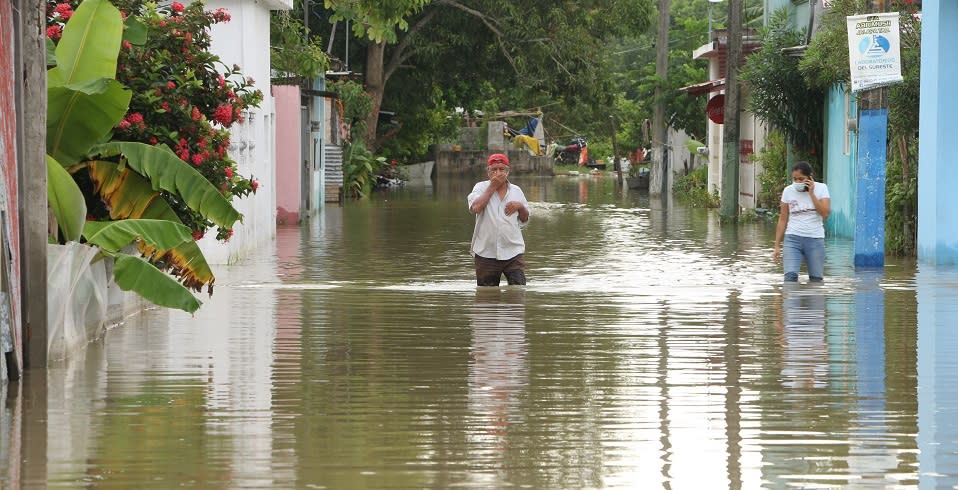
left=4, top=174, right=958, bottom=488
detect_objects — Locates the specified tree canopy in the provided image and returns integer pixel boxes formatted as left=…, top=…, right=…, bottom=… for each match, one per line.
left=302, top=0, right=740, bottom=162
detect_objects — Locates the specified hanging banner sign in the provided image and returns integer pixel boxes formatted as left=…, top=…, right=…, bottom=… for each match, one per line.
left=847, top=13, right=904, bottom=92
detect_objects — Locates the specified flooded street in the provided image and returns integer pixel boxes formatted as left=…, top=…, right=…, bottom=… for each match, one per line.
left=5, top=175, right=958, bottom=488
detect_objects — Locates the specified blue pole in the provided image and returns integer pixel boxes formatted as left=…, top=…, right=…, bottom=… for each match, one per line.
left=854, top=108, right=887, bottom=268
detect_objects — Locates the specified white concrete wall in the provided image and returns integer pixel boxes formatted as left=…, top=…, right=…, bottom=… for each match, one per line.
left=707, top=58, right=723, bottom=196
left=192, top=0, right=290, bottom=264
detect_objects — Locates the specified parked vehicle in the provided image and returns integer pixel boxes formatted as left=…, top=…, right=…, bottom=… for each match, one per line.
left=553, top=136, right=588, bottom=165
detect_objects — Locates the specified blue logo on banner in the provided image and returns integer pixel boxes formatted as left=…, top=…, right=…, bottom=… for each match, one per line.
left=858, top=35, right=891, bottom=57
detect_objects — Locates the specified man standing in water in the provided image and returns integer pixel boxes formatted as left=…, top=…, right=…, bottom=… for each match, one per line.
left=468, top=153, right=531, bottom=286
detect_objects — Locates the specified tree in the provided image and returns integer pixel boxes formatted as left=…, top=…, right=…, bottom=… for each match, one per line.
left=324, top=0, right=430, bottom=149
left=741, top=8, right=825, bottom=163
left=324, top=0, right=654, bottom=152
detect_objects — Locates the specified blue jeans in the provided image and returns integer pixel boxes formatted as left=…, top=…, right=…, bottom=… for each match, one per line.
left=783, top=234, right=825, bottom=282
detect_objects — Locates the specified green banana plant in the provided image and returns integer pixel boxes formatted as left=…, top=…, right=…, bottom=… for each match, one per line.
left=49, top=153, right=205, bottom=312
left=82, top=219, right=201, bottom=313
left=46, top=0, right=128, bottom=166
left=89, top=142, right=242, bottom=228
left=84, top=160, right=216, bottom=293
left=45, top=0, right=242, bottom=312
left=47, top=155, right=86, bottom=242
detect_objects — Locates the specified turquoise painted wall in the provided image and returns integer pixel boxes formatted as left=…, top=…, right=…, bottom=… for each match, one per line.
left=764, top=0, right=807, bottom=28
left=824, top=84, right=857, bottom=238
left=918, top=0, right=958, bottom=264
left=765, top=0, right=793, bottom=25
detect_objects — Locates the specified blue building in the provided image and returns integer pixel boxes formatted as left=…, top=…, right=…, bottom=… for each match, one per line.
left=918, top=1, right=958, bottom=265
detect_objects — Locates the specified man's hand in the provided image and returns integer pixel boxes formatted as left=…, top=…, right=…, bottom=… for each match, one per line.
left=489, top=174, right=508, bottom=190
left=773, top=246, right=782, bottom=263
left=504, top=201, right=524, bottom=216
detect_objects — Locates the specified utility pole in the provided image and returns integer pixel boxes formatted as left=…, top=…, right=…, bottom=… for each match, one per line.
left=17, top=0, right=48, bottom=370
left=853, top=0, right=890, bottom=267
left=720, top=0, right=743, bottom=220
left=610, top=115, right=623, bottom=184
left=650, top=0, right=670, bottom=196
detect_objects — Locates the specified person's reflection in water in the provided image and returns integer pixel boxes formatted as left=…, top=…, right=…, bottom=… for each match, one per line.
left=467, top=288, right=529, bottom=454
left=779, top=283, right=828, bottom=390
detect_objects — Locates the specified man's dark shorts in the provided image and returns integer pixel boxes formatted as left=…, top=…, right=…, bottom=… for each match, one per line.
left=474, top=254, right=526, bottom=286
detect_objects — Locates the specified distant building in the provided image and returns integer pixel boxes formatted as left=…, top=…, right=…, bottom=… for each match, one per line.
left=680, top=29, right=765, bottom=210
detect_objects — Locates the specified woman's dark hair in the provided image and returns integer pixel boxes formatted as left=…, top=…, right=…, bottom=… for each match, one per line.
left=792, top=161, right=813, bottom=177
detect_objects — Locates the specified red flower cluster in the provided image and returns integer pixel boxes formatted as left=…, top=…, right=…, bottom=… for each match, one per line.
left=213, top=104, right=234, bottom=126
left=212, top=8, right=231, bottom=23
left=117, top=112, right=146, bottom=131
left=53, top=2, right=73, bottom=20
left=175, top=138, right=190, bottom=161
left=46, top=24, right=62, bottom=39
left=171, top=1, right=184, bottom=13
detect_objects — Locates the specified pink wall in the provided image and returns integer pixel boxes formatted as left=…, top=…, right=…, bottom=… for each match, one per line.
left=273, top=85, right=302, bottom=224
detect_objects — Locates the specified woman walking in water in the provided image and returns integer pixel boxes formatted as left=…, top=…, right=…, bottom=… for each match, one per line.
left=773, top=161, right=831, bottom=282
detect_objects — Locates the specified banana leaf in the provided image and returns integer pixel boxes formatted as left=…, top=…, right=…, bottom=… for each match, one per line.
left=46, top=38, right=57, bottom=67
left=46, top=155, right=86, bottom=242
left=139, top=240, right=216, bottom=294
left=91, top=142, right=242, bottom=228
left=112, top=254, right=201, bottom=313
left=86, top=161, right=216, bottom=293
left=83, top=219, right=192, bottom=254
left=86, top=161, right=181, bottom=221
left=47, top=79, right=131, bottom=165
left=52, top=0, right=122, bottom=86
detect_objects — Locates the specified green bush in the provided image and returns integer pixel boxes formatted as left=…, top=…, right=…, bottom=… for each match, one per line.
left=673, top=165, right=719, bottom=208
left=755, top=131, right=789, bottom=210
left=886, top=137, right=918, bottom=255
left=342, top=141, right=387, bottom=198
left=741, top=8, right=825, bottom=163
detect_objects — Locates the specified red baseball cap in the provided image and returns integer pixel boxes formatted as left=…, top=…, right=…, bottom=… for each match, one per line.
left=487, top=153, right=509, bottom=166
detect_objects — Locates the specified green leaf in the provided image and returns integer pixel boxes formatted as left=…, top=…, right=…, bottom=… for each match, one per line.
left=86, top=160, right=182, bottom=221
left=85, top=161, right=216, bottom=293
left=46, top=38, right=57, bottom=67
left=82, top=219, right=193, bottom=254
left=91, top=142, right=242, bottom=228
left=54, top=0, right=123, bottom=85
left=47, top=155, right=87, bottom=242
left=47, top=78, right=132, bottom=165
left=123, top=16, right=148, bottom=45
left=113, top=254, right=201, bottom=313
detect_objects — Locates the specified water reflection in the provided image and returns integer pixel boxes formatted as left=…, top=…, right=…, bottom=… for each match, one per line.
left=780, top=283, right=829, bottom=390
left=917, top=266, right=958, bottom=488
left=0, top=175, right=951, bottom=487
left=466, top=289, right=528, bottom=473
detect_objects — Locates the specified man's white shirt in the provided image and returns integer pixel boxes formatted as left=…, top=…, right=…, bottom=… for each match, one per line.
left=467, top=181, right=530, bottom=260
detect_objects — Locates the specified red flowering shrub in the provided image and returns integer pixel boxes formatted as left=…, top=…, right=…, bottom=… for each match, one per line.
left=46, top=0, right=263, bottom=241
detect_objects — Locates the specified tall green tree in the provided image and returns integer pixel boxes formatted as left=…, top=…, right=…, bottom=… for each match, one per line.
left=741, top=8, right=825, bottom=162
left=324, top=0, right=654, bottom=152
left=324, top=0, right=430, bottom=149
